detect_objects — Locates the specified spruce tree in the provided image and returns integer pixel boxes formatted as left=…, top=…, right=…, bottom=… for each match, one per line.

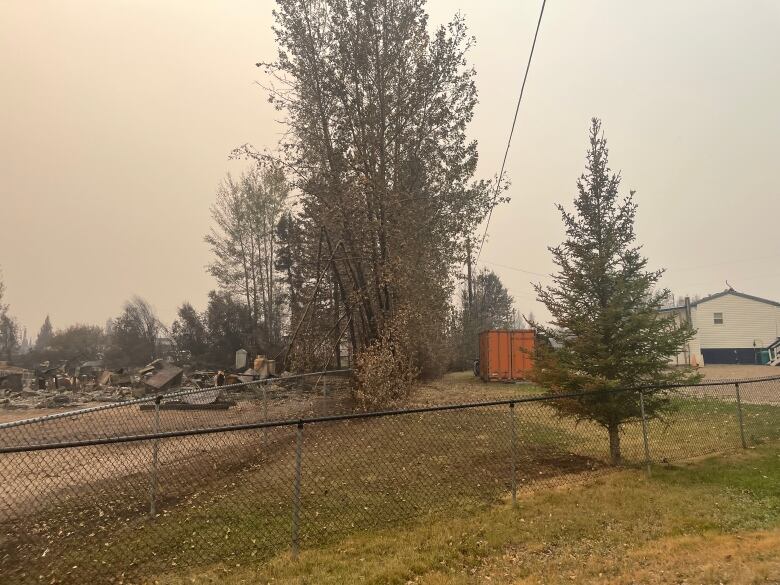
left=533, top=118, right=698, bottom=464
left=35, top=315, right=53, bottom=351
left=458, top=269, right=514, bottom=367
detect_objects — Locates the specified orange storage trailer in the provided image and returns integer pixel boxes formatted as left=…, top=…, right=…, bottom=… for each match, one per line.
left=478, top=329, right=535, bottom=382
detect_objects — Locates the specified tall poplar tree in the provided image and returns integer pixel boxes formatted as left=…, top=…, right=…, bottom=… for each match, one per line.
left=533, top=118, right=698, bottom=464
left=247, top=0, right=502, bottom=392
left=205, top=166, right=288, bottom=353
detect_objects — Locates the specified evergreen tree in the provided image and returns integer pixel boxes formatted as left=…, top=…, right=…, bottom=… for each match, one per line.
left=171, top=302, right=209, bottom=365
left=36, top=315, right=54, bottom=351
left=105, top=296, right=163, bottom=367
left=275, top=211, right=308, bottom=334
left=0, top=275, right=19, bottom=361
left=0, top=314, right=18, bottom=362
left=533, top=118, right=698, bottom=464
left=19, top=327, right=31, bottom=354
left=203, top=290, right=253, bottom=366
left=457, top=269, right=514, bottom=367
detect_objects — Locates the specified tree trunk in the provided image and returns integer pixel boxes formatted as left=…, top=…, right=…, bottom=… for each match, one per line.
left=333, top=281, right=341, bottom=369
left=608, top=422, right=622, bottom=465
left=466, top=237, right=473, bottom=311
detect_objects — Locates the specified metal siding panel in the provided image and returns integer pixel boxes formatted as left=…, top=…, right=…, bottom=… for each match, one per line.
left=696, top=295, right=779, bottom=349
left=489, top=331, right=503, bottom=380
left=510, top=330, right=535, bottom=379
left=498, top=331, right=510, bottom=380
left=480, top=329, right=535, bottom=382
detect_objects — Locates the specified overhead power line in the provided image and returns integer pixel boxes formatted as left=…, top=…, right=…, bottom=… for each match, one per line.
left=475, top=0, right=547, bottom=263
left=477, top=259, right=550, bottom=278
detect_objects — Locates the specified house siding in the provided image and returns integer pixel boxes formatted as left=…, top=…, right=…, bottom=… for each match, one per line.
left=693, top=295, right=780, bottom=352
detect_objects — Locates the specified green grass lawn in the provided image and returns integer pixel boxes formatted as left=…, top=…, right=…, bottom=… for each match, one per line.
left=155, top=444, right=780, bottom=584
left=416, top=373, right=780, bottom=466
left=3, top=376, right=778, bottom=584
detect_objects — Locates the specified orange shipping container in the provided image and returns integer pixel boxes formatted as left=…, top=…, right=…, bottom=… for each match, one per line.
left=478, top=329, right=535, bottom=382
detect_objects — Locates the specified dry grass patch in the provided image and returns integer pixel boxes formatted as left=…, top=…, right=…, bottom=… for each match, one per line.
left=153, top=444, right=780, bottom=585
left=412, top=371, right=543, bottom=406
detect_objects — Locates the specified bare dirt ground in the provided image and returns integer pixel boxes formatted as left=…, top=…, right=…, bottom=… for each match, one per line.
left=0, top=407, right=74, bottom=425
left=2, top=370, right=778, bottom=523
left=0, top=372, right=537, bottom=522
left=0, top=377, right=354, bottom=519
left=696, top=365, right=780, bottom=405
left=0, top=373, right=500, bottom=508
left=699, top=364, right=780, bottom=380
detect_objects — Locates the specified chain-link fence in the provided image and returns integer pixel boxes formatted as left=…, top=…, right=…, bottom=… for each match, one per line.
left=1, top=375, right=778, bottom=584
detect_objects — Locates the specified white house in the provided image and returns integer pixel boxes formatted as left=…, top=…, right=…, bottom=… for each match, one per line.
left=661, top=288, right=780, bottom=366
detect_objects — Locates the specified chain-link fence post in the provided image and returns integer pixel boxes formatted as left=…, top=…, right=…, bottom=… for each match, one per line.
left=149, top=395, right=162, bottom=519
left=262, top=384, right=269, bottom=448
left=291, top=420, right=304, bottom=558
left=734, top=382, right=747, bottom=449
left=510, top=402, right=517, bottom=505
left=639, top=390, right=652, bottom=477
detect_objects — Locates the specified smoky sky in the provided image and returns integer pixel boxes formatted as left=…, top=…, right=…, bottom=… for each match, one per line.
left=1, top=0, right=778, bottom=336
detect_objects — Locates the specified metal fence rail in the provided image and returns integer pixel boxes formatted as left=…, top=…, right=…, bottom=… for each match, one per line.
left=0, top=370, right=354, bottom=452
left=0, top=375, right=778, bottom=584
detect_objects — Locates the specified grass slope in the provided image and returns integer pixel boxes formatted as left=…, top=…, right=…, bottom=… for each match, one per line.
left=3, top=374, right=778, bottom=583
left=156, top=444, right=780, bottom=584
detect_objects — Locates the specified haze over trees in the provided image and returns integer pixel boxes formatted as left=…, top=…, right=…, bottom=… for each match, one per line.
left=532, top=118, right=698, bottom=464
left=0, top=2, right=516, bottom=387
left=170, top=292, right=255, bottom=368
left=105, top=296, right=165, bottom=367
left=0, top=3, right=730, bottom=430
left=0, top=274, right=19, bottom=362
left=454, top=268, right=515, bottom=369
left=168, top=167, right=291, bottom=369
left=44, top=325, right=106, bottom=364
left=35, top=315, right=53, bottom=351
left=246, top=0, right=504, bottom=399
left=205, top=167, right=288, bottom=355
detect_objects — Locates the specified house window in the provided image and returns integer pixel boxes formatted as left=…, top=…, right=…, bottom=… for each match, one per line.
left=713, top=312, right=724, bottom=325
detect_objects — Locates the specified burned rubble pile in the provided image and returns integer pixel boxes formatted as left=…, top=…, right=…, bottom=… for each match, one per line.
left=0, top=352, right=280, bottom=412
left=0, top=363, right=138, bottom=411
left=0, top=359, right=183, bottom=411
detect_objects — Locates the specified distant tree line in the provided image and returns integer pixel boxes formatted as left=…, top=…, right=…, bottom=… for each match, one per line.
left=0, top=273, right=20, bottom=362
left=17, top=297, right=164, bottom=370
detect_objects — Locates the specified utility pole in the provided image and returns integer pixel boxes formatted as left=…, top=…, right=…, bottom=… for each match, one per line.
left=466, top=237, right=474, bottom=312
